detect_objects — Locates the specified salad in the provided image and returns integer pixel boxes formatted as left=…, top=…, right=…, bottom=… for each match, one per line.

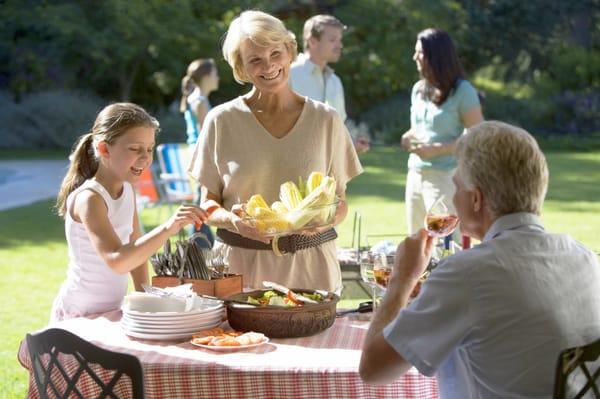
left=247, top=290, right=323, bottom=307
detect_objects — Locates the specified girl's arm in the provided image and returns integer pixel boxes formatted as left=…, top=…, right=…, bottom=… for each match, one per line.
left=74, top=190, right=208, bottom=275
left=192, top=100, right=210, bottom=131
left=128, top=204, right=149, bottom=291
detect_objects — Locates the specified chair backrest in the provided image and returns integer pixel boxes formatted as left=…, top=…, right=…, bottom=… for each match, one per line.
left=26, top=328, right=145, bottom=399
left=156, top=143, right=196, bottom=201
left=134, top=165, right=160, bottom=205
left=554, top=338, right=600, bottom=399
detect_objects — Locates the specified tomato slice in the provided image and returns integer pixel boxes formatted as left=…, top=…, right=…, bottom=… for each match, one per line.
left=286, top=291, right=302, bottom=306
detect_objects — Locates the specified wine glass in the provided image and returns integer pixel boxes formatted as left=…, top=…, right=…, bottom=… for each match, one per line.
left=425, top=195, right=459, bottom=238
left=372, top=252, right=393, bottom=291
left=359, top=251, right=378, bottom=310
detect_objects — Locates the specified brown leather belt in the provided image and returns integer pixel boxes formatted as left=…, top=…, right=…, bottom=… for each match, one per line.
left=216, top=228, right=337, bottom=255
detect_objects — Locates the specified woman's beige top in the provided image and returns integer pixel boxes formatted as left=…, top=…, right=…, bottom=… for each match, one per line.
left=188, top=96, right=363, bottom=293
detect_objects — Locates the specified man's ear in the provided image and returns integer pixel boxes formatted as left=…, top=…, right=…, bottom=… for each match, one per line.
left=472, top=186, right=483, bottom=213
left=97, top=141, right=109, bottom=158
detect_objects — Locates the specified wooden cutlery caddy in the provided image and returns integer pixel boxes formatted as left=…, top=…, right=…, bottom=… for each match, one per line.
left=152, top=274, right=243, bottom=298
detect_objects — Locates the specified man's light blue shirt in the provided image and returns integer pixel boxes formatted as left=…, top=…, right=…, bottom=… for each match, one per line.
left=290, top=53, right=346, bottom=122
left=384, top=212, right=600, bottom=398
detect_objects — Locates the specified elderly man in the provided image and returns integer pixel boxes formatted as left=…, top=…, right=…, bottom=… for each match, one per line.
left=359, top=121, right=600, bottom=398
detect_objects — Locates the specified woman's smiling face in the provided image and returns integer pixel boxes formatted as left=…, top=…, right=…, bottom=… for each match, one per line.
left=240, top=39, right=292, bottom=94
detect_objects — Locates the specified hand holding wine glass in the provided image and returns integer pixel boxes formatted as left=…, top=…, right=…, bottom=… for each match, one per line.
left=425, top=195, right=459, bottom=238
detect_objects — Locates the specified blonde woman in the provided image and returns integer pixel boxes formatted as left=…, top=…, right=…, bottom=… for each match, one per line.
left=189, top=10, right=362, bottom=294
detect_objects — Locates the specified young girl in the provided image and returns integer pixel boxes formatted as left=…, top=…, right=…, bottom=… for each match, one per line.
left=51, top=103, right=209, bottom=322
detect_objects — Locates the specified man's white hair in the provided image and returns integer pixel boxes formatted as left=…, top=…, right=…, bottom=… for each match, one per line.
left=456, top=121, right=549, bottom=217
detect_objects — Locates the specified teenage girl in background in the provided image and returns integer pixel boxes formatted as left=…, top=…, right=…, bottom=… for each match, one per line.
left=180, top=58, right=219, bottom=246
left=180, top=58, right=219, bottom=146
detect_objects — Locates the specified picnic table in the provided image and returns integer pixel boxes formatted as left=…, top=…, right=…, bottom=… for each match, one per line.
left=18, top=310, right=438, bottom=398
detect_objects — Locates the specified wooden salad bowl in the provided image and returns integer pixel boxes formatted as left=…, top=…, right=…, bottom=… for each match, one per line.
left=226, top=289, right=339, bottom=338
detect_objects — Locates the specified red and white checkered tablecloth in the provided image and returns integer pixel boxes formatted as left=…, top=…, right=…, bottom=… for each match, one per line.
left=18, top=310, right=438, bottom=399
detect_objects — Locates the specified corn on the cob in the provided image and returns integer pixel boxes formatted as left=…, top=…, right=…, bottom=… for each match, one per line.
left=296, top=176, right=335, bottom=209
left=254, top=218, right=291, bottom=234
left=271, top=201, right=289, bottom=214
left=318, top=176, right=337, bottom=222
left=246, top=194, right=270, bottom=217
left=298, top=176, right=307, bottom=198
left=254, top=207, right=278, bottom=219
left=279, top=181, right=303, bottom=210
left=307, top=171, right=324, bottom=193
left=254, top=207, right=291, bottom=233
left=286, top=176, right=336, bottom=229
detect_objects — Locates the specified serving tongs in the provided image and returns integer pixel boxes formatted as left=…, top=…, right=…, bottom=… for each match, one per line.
left=336, top=301, right=373, bottom=317
left=262, top=280, right=319, bottom=304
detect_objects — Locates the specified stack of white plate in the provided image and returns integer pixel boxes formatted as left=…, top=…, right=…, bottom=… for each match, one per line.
left=121, top=293, right=225, bottom=340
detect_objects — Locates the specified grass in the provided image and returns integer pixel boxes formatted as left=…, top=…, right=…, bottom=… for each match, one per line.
left=2, top=146, right=600, bottom=397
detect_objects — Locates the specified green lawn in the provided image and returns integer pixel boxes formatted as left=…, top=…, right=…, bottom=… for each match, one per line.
left=1, top=146, right=599, bottom=397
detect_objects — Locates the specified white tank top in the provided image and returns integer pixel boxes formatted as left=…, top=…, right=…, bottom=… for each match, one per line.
left=51, top=180, right=135, bottom=322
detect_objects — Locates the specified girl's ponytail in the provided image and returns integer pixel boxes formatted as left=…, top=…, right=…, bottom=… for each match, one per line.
left=179, top=75, right=194, bottom=113
left=179, top=58, right=216, bottom=113
left=55, top=132, right=98, bottom=217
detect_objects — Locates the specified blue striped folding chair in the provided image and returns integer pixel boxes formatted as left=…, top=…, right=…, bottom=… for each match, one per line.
left=155, top=143, right=196, bottom=205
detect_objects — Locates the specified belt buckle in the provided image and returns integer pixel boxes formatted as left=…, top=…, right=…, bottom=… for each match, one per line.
left=271, top=236, right=289, bottom=257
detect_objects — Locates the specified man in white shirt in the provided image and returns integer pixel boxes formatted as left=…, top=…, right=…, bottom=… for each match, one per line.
left=359, top=121, right=600, bottom=398
left=290, top=15, right=369, bottom=154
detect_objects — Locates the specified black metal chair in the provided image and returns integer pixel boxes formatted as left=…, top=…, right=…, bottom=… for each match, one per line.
left=26, top=328, right=145, bottom=399
left=554, top=338, right=600, bottom=399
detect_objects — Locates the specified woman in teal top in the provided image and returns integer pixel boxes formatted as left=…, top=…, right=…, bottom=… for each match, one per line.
left=401, top=28, right=483, bottom=235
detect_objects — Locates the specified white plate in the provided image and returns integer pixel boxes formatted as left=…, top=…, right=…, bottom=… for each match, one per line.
left=122, top=308, right=224, bottom=324
left=125, top=293, right=223, bottom=314
left=122, top=304, right=223, bottom=318
left=121, top=312, right=224, bottom=328
left=122, top=303, right=223, bottom=319
left=191, top=337, right=269, bottom=351
left=122, top=319, right=222, bottom=340
left=121, top=324, right=223, bottom=335
left=121, top=314, right=223, bottom=328
left=121, top=316, right=224, bottom=333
